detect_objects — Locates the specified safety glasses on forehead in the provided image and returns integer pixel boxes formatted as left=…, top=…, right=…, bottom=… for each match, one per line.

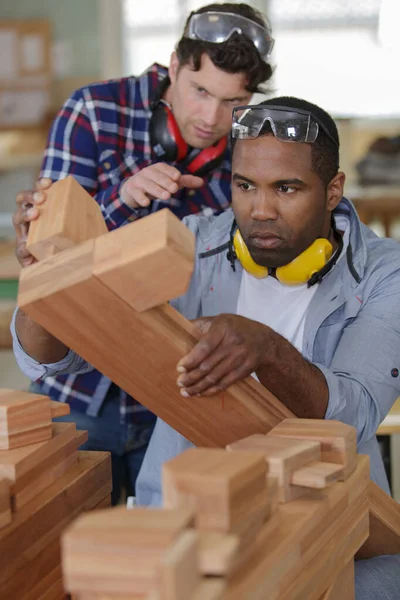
left=232, top=105, right=339, bottom=147
left=183, top=11, right=274, bottom=59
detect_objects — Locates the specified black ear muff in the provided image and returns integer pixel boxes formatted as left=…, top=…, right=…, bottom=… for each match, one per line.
left=186, top=137, right=227, bottom=176
left=150, top=100, right=188, bottom=162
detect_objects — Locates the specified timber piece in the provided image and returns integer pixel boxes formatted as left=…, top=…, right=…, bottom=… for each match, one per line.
left=357, top=481, right=400, bottom=559
left=269, top=418, right=357, bottom=480
left=198, top=531, right=240, bottom=576
left=26, top=175, right=108, bottom=261
left=227, top=434, right=321, bottom=503
left=318, top=560, right=355, bottom=600
left=225, top=454, right=370, bottom=600
left=13, top=429, right=87, bottom=511
left=18, top=230, right=292, bottom=448
left=290, top=461, right=343, bottom=489
left=162, top=448, right=270, bottom=537
left=62, top=505, right=195, bottom=595
left=50, top=400, right=70, bottom=418
left=0, top=389, right=52, bottom=450
left=0, top=451, right=112, bottom=587
left=93, top=208, right=195, bottom=312
left=0, top=422, right=77, bottom=488
left=0, top=477, right=11, bottom=529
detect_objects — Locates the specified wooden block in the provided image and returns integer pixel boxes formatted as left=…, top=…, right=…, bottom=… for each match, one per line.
left=26, top=175, right=108, bottom=261
left=0, top=536, right=61, bottom=599
left=0, top=422, right=77, bottom=487
left=163, top=448, right=269, bottom=535
left=13, top=429, right=86, bottom=510
left=227, top=434, right=321, bottom=503
left=0, top=477, right=11, bottom=529
left=93, top=208, right=195, bottom=312
left=50, top=400, right=70, bottom=418
left=290, top=461, right=343, bottom=489
left=18, top=211, right=293, bottom=449
left=319, top=560, right=355, bottom=600
left=62, top=505, right=195, bottom=595
left=198, top=531, right=240, bottom=575
left=0, top=451, right=112, bottom=587
left=357, top=481, right=400, bottom=559
left=160, top=530, right=200, bottom=600
left=0, top=389, right=52, bottom=450
left=269, top=418, right=357, bottom=480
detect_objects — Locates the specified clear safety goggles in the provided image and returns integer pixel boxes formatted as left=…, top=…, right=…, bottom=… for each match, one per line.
left=183, top=11, right=274, bottom=58
left=232, top=105, right=339, bottom=147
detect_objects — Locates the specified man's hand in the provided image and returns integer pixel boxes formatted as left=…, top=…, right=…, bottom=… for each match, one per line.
left=176, top=314, right=271, bottom=397
left=120, top=163, right=204, bottom=209
left=13, top=178, right=53, bottom=267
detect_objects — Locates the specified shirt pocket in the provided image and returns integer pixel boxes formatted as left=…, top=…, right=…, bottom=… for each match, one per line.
left=314, top=295, right=362, bottom=364
left=98, top=150, right=138, bottom=187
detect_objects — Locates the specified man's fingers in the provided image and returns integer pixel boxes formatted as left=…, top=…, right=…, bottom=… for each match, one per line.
left=177, top=345, right=228, bottom=389
left=154, top=163, right=182, bottom=181
left=130, top=189, right=151, bottom=207
left=35, top=177, right=52, bottom=190
left=180, top=174, right=204, bottom=189
left=180, top=357, right=244, bottom=397
left=177, top=335, right=222, bottom=374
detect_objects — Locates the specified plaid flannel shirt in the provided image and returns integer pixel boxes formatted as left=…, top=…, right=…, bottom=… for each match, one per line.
left=35, top=63, right=232, bottom=422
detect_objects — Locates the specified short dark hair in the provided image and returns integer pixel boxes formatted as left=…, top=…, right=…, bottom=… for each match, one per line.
left=233, top=96, right=340, bottom=187
left=176, top=3, right=273, bottom=93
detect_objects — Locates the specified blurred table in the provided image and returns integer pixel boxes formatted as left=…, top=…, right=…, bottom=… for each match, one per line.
left=348, top=185, right=400, bottom=238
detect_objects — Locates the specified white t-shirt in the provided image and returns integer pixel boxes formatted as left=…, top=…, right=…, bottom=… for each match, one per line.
left=236, top=215, right=350, bottom=353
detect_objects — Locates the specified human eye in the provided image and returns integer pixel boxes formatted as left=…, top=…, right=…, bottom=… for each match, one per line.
left=236, top=181, right=256, bottom=192
left=278, top=184, right=296, bottom=194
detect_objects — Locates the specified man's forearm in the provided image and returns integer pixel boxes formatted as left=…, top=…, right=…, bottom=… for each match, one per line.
left=15, top=308, right=69, bottom=364
left=256, top=332, right=329, bottom=419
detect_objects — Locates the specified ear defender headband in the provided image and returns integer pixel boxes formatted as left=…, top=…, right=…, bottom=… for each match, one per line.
left=149, top=77, right=227, bottom=176
left=227, top=218, right=343, bottom=287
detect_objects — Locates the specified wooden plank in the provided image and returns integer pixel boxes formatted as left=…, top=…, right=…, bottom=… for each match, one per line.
left=319, top=560, right=355, bottom=600
left=268, top=419, right=357, bottom=480
left=18, top=229, right=292, bottom=448
left=50, top=400, right=70, bottom=418
left=0, top=477, right=11, bottom=530
left=26, top=176, right=108, bottom=261
left=13, top=433, right=83, bottom=510
left=0, top=452, right=112, bottom=587
left=0, top=422, right=77, bottom=486
left=0, top=389, right=52, bottom=450
left=357, top=481, right=400, bottom=559
left=227, top=434, right=321, bottom=503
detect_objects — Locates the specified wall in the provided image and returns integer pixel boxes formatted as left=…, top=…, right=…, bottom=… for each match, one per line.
left=0, top=0, right=101, bottom=79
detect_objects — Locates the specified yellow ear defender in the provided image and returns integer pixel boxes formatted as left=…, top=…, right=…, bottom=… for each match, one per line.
left=233, top=228, right=335, bottom=286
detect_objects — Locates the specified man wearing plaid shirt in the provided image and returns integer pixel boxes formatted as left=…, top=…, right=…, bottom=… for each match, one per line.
left=12, top=2, right=274, bottom=504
